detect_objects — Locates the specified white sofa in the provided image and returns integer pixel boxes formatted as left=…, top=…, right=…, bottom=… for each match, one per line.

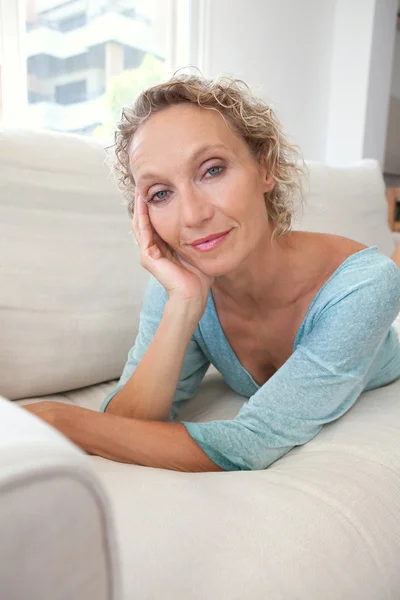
left=1, top=128, right=400, bottom=600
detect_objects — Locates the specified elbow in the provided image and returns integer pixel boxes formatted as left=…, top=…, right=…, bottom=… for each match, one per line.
left=192, top=456, right=227, bottom=473
left=100, top=386, right=126, bottom=416
left=176, top=457, right=226, bottom=473
left=178, top=427, right=227, bottom=472
left=103, top=393, right=126, bottom=417
left=181, top=418, right=297, bottom=472
left=106, top=394, right=173, bottom=422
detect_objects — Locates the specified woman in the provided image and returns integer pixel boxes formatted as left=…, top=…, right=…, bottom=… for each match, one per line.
left=24, top=74, right=400, bottom=472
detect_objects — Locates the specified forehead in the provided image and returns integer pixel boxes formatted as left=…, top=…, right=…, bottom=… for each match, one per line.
left=129, top=104, right=244, bottom=166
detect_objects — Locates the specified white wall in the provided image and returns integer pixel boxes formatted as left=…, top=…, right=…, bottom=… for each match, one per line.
left=191, top=0, right=335, bottom=161
left=325, top=0, right=376, bottom=164
left=363, top=0, right=397, bottom=165
left=189, top=0, right=397, bottom=166
left=384, top=26, right=400, bottom=174
left=326, top=0, right=397, bottom=166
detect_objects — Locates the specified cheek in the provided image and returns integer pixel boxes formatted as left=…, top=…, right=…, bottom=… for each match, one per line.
left=149, top=210, right=177, bottom=244
left=222, top=166, right=262, bottom=202
left=223, top=175, right=265, bottom=218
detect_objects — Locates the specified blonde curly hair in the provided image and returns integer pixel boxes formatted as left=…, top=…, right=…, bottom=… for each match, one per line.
left=111, top=72, right=306, bottom=239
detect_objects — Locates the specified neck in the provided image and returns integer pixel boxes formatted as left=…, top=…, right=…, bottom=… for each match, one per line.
left=212, top=230, right=307, bottom=314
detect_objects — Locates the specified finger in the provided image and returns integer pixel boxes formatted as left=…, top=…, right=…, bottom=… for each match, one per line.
left=153, top=230, right=168, bottom=254
left=136, top=194, right=154, bottom=250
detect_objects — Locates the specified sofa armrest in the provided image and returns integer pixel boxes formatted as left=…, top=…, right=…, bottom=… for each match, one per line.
left=0, top=396, right=121, bottom=600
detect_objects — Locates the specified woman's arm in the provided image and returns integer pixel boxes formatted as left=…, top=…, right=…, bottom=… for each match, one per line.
left=23, top=402, right=224, bottom=472
left=104, top=191, right=213, bottom=422
left=180, top=257, right=400, bottom=471
left=22, top=273, right=215, bottom=471
left=105, top=298, right=202, bottom=421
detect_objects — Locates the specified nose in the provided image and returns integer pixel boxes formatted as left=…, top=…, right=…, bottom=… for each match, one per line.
left=179, top=184, right=214, bottom=228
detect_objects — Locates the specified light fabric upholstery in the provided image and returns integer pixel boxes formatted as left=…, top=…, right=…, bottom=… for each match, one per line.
left=13, top=322, right=400, bottom=599
left=0, top=128, right=150, bottom=401
left=293, top=159, right=395, bottom=257
left=91, top=364, right=400, bottom=600
left=0, top=396, right=121, bottom=600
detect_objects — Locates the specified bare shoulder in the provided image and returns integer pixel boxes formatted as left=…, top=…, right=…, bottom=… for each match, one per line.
left=319, top=231, right=368, bottom=255
left=290, top=231, right=370, bottom=295
left=297, top=231, right=369, bottom=268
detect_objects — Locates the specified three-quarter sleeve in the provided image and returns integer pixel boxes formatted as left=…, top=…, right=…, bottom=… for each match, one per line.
left=100, top=275, right=210, bottom=419
left=181, top=260, right=400, bottom=471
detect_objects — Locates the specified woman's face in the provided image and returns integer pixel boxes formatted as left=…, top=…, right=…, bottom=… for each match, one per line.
left=129, top=103, right=275, bottom=276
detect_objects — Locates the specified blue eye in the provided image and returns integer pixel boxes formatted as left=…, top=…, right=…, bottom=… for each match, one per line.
left=207, top=166, right=223, bottom=177
left=149, top=189, right=168, bottom=203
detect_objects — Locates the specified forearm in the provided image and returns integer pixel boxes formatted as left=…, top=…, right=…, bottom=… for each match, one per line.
left=62, top=406, right=224, bottom=472
left=106, top=300, right=201, bottom=421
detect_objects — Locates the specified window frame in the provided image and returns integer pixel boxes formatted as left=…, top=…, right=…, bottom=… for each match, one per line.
left=0, top=0, right=27, bottom=126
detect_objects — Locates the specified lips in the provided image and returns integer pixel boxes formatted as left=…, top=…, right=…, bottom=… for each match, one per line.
left=189, top=229, right=232, bottom=252
left=190, top=229, right=231, bottom=246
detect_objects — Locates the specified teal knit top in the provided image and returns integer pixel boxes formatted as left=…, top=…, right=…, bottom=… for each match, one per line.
left=100, top=246, right=400, bottom=471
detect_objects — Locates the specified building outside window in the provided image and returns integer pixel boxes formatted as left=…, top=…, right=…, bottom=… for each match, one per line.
left=0, top=0, right=190, bottom=137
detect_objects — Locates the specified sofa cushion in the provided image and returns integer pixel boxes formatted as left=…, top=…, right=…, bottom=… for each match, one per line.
left=292, top=159, right=395, bottom=257
left=88, top=372, right=400, bottom=599
left=12, top=348, right=400, bottom=599
left=0, top=128, right=150, bottom=400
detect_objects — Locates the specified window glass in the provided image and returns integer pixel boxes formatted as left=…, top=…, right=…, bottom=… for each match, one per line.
left=25, top=0, right=168, bottom=136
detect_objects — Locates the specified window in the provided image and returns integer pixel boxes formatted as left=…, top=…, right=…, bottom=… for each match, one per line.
left=0, top=0, right=191, bottom=137
left=55, top=79, right=87, bottom=105
left=57, top=11, right=87, bottom=32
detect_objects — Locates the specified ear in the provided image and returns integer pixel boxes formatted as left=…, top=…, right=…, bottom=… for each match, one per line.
left=258, top=153, right=276, bottom=193
left=264, top=173, right=276, bottom=193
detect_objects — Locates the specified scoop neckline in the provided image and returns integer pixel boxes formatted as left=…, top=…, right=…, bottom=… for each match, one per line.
left=208, top=244, right=379, bottom=389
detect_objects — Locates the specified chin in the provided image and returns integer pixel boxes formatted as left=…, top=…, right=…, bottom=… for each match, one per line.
left=197, top=255, right=240, bottom=278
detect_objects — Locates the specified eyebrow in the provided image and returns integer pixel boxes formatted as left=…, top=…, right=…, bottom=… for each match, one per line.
left=137, top=143, right=229, bottom=183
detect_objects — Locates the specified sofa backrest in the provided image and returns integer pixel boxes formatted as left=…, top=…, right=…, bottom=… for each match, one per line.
left=0, top=129, right=150, bottom=400
left=0, top=128, right=395, bottom=399
left=292, top=159, right=395, bottom=258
